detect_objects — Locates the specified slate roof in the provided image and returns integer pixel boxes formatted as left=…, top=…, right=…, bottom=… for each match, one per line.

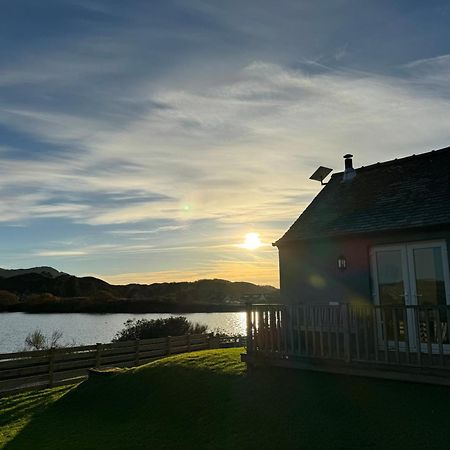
left=276, top=146, right=450, bottom=245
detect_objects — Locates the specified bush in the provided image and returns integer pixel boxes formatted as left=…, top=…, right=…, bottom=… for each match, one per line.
left=24, top=329, right=64, bottom=351
left=25, top=293, right=60, bottom=305
left=113, top=316, right=208, bottom=342
left=0, top=290, right=19, bottom=306
left=91, top=290, right=117, bottom=302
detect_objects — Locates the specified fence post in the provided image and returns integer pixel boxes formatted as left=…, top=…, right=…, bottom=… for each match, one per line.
left=134, top=339, right=140, bottom=366
left=48, top=348, right=55, bottom=388
left=208, top=334, right=220, bottom=349
left=166, top=336, right=172, bottom=355
left=187, top=334, right=191, bottom=352
left=246, top=302, right=253, bottom=353
left=95, top=343, right=102, bottom=368
left=343, top=303, right=351, bottom=363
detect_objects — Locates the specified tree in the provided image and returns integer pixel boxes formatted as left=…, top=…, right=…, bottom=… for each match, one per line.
left=113, top=316, right=207, bottom=342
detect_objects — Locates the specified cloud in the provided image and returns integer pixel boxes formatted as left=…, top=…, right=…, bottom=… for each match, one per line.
left=1, top=57, right=450, bottom=232
left=35, top=250, right=87, bottom=257
left=107, top=224, right=187, bottom=235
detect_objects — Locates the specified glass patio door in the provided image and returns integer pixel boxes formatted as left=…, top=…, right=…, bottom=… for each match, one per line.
left=407, top=242, right=450, bottom=350
left=371, top=245, right=413, bottom=347
left=371, top=241, right=450, bottom=351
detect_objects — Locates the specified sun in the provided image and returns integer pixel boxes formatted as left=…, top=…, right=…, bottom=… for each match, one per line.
left=243, top=232, right=262, bottom=250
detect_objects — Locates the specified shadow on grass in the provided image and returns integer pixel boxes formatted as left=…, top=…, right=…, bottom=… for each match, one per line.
left=3, top=349, right=450, bottom=450
left=0, top=386, right=72, bottom=448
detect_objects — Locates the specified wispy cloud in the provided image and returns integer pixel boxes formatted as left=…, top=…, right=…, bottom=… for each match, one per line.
left=5, top=57, right=450, bottom=228
left=36, top=250, right=87, bottom=257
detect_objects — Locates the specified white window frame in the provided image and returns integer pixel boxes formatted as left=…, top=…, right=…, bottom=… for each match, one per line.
left=370, top=240, right=450, bottom=352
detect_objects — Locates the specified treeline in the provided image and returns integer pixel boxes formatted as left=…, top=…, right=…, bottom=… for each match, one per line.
left=0, top=273, right=279, bottom=313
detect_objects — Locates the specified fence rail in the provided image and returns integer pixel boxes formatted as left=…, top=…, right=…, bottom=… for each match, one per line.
left=0, top=334, right=217, bottom=394
left=244, top=303, right=450, bottom=385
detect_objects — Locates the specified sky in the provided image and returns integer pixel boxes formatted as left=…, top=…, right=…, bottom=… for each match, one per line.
left=1, top=0, right=450, bottom=287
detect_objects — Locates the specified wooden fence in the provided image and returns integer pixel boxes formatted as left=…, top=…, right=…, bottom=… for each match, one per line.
left=243, top=303, right=450, bottom=385
left=0, top=334, right=214, bottom=394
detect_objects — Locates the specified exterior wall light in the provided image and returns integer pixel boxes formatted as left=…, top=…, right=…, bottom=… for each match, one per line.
left=337, top=255, right=347, bottom=271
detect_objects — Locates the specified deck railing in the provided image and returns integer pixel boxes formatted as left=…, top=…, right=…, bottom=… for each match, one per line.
left=245, top=303, right=450, bottom=376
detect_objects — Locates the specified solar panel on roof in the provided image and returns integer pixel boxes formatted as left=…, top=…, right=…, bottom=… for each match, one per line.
left=309, top=166, right=332, bottom=185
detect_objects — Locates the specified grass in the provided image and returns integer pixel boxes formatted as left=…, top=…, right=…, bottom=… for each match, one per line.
left=1, top=348, right=449, bottom=449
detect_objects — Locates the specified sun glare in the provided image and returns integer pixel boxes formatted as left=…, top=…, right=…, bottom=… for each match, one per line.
left=243, top=232, right=262, bottom=250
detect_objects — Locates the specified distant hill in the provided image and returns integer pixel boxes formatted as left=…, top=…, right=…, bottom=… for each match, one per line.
left=0, top=267, right=279, bottom=312
left=0, top=266, right=65, bottom=279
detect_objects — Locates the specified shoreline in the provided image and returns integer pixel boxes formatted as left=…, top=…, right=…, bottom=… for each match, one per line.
left=0, top=301, right=247, bottom=314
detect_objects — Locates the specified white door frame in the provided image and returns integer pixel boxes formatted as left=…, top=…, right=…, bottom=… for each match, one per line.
left=370, top=244, right=415, bottom=350
left=370, top=240, right=450, bottom=352
left=406, top=240, right=450, bottom=353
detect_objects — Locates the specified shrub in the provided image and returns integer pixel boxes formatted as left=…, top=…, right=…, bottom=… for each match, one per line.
left=24, top=329, right=64, bottom=351
left=91, top=290, right=117, bottom=302
left=25, top=293, right=60, bottom=305
left=113, top=316, right=208, bottom=342
left=0, top=290, right=19, bottom=306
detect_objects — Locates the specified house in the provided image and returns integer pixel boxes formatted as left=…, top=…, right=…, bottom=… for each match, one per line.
left=243, top=146, right=450, bottom=385
left=275, top=147, right=450, bottom=309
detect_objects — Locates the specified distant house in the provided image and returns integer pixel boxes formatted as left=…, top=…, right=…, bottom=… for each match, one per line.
left=274, top=147, right=450, bottom=309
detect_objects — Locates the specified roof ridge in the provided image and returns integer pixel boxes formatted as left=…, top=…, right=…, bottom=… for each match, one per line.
left=331, top=145, right=450, bottom=177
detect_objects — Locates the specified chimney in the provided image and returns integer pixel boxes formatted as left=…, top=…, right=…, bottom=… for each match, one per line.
left=342, top=154, right=356, bottom=182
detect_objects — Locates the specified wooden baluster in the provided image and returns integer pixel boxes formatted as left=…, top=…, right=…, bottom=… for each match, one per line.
left=246, top=303, right=253, bottom=354
left=343, top=304, right=351, bottom=363
left=289, top=305, right=295, bottom=355
left=263, top=309, right=269, bottom=353
left=268, top=308, right=272, bottom=352
left=355, top=307, right=361, bottom=361
left=372, top=307, right=379, bottom=362
left=303, top=305, right=309, bottom=356
left=413, top=307, right=422, bottom=366
left=327, top=308, right=332, bottom=358
left=296, top=305, right=302, bottom=355
left=363, top=307, right=369, bottom=361
left=262, top=309, right=267, bottom=352
left=282, top=307, right=289, bottom=355
left=403, top=307, right=410, bottom=365
left=446, top=307, right=450, bottom=348
left=381, top=307, right=389, bottom=363
left=392, top=308, right=400, bottom=364
left=257, top=309, right=262, bottom=351
left=251, top=310, right=256, bottom=351
left=424, top=308, right=433, bottom=364
left=277, top=309, right=282, bottom=352
left=435, top=307, right=444, bottom=367
left=318, top=307, right=324, bottom=357
left=311, top=306, right=317, bottom=356
left=336, top=307, right=341, bottom=359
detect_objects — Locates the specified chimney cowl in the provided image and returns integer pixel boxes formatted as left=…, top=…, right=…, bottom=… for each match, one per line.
left=342, top=154, right=356, bottom=182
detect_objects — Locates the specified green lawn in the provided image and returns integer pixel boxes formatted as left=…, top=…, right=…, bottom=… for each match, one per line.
left=1, top=348, right=449, bottom=449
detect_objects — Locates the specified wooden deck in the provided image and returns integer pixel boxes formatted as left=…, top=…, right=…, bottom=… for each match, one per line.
left=242, top=303, right=450, bottom=385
